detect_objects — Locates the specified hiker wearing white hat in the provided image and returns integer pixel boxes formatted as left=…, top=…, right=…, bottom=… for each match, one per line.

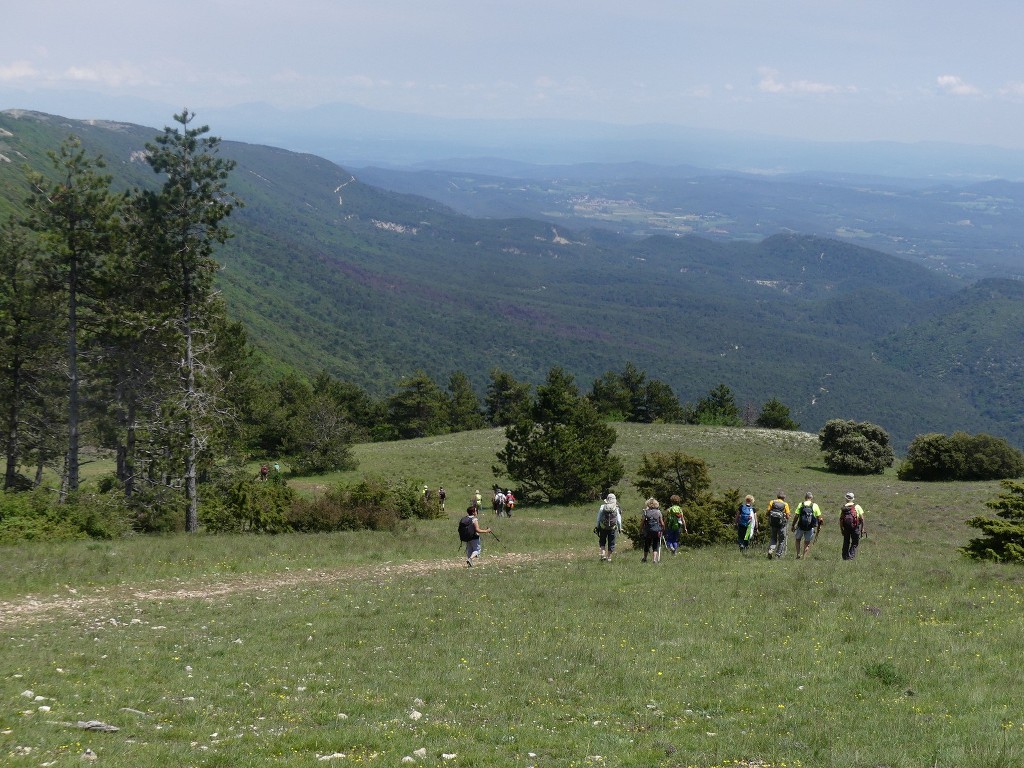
left=840, top=492, right=865, bottom=560
left=595, top=493, right=622, bottom=562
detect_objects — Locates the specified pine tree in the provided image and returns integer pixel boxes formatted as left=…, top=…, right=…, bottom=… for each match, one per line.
left=495, top=367, right=623, bottom=503
left=139, top=111, right=239, bottom=531
left=25, top=138, right=121, bottom=497
left=962, top=480, right=1024, bottom=563
left=446, top=371, right=486, bottom=432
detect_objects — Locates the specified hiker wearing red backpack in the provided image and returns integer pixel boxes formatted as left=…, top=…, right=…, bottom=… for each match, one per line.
left=839, top=492, right=865, bottom=560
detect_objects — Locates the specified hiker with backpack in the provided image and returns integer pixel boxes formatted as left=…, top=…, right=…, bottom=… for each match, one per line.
left=438, top=486, right=446, bottom=511
left=790, top=492, right=822, bottom=559
left=664, top=495, right=689, bottom=555
left=505, top=490, right=516, bottom=517
left=641, top=498, right=666, bottom=563
left=736, top=494, right=757, bottom=552
left=839, top=492, right=865, bottom=560
left=458, top=505, right=492, bottom=567
left=765, top=492, right=790, bottom=559
left=595, top=493, right=623, bottom=562
left=493, top=488, right=507, bottom=517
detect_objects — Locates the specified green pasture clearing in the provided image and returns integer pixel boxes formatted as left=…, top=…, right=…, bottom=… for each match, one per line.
left=2, top=424, right=1023, bottom=767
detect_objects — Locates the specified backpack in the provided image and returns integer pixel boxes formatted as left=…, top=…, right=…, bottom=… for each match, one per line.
left=769, top=499, right=787, bottom=524
left=599, top=504, right=619, bottom=531
left=798, top=502, right=817, bottom=530
left=458, top=515, right=477, bottom=542
left=738, top=504, right=754, bottom=526
left=643, top=508, right=663, bottom=534
left=666, top=506, right=683, bottom=531
left=840, top=505, right=860, bottom=533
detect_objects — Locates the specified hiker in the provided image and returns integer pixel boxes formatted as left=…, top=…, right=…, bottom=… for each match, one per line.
left=423, top=485, right=432, bottom=504
left=458, top=505, right=492, bottom=567
left=505, top=490, right=516, bottom=517
left=641, top=498, right=665, bottom=563
left=259, top=464, right=269, bottom=481
left=790, top=492, right=822, bottom=559
left=493, top=488, right=507, bottom=517
left=474, top=489, right=483, bottom=513
left=664, top=495, right=688, bottom=555
left=438, top=486, right=446, bottom=511
left=595, top=493, right=623, bottom=562
left=766, top=492, right=790, bottom=559
left=840, top=492, right=865, bottom=560
left=736, top=494, right=757, bottom=552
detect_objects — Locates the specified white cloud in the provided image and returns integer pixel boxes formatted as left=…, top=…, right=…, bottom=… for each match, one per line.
left=757, top=67, right=853, bottom=95
left=0, top=60, right=38, bottom=81
left=998, top=82, right=1024, bottom=98
left=936, top=75, right=981, bottom=96
left=62, top=62, right=152, bottom=88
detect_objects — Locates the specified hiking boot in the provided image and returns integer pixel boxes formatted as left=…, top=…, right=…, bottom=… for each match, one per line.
left=466, top=558, right=472, bottom=567
left=641, top=557, right=648, bottom=563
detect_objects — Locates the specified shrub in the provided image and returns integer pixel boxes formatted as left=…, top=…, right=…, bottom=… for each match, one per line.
left=900, top=432, right=1024, bottom=481
left=0, top=488, right=133, bottom=543
left=819, top=419, right=894, bottom=475
left=622, top=488, right=741, bottom=550
left=634, top=451, right=711, bottom=507
left=204, top=471, right=295, bottom=533
left=288, top=476, right=438, bottom=533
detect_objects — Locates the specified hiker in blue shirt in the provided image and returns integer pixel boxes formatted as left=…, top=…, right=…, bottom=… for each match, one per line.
left=736, top=494, right=757, bottom=552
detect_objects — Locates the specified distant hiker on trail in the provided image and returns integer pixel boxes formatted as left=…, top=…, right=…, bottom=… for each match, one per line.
left=596, top=493, right=623, bottom=562
left=493, top=488, right=507, bottom=517
left=505, top=490, right=516, bottom=517
left=259, top=464, right=269, bottom=481
left=664, top=495, right=688, bottom=555
left=840, top=492, right=865, bottom=560
left=766, top=492, right=790, bottom=559
left=438, top=486, right=446, bottom=511
left=458, top=505, right=492, bottom=567
left=791, top=492, right=822, bottom=559
left=641, top=498, right=665, bottom=563
left=736, top=495, right=757, bottom=552
left=423, top=485, right=432, bottom=504
left=474, top=489, right=483, bottom=513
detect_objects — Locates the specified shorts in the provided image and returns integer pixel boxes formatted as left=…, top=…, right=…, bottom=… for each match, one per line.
left=794, top=526, right=816, bottom=542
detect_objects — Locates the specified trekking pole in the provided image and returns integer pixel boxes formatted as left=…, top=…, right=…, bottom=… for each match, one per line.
left=489, top=530, right=502, bottom=545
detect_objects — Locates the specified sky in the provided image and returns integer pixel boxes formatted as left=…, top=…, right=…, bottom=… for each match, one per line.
left=4, top=0, right=1024, bottom=149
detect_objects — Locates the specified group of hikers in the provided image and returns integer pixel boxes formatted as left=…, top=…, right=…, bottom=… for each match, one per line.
left=457, top=485, right=867, bottom=567
left=595, top=490, right=866, bottom=563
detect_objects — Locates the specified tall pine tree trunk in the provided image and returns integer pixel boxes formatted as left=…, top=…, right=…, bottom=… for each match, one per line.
left=64, top=256, right=80, bottom=499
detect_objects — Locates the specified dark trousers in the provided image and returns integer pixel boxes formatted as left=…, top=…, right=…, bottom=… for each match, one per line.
left=842, top=527, right=861, bottom=559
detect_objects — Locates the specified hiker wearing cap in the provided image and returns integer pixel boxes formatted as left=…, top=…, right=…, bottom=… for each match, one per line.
left=765, top=492, right=791, bottom=559
left=736, top=494, right=757, bottom=552
left=640, top=498, right=665, bottom=563
left=459, top=505, right=492, bottom=567
left=791, top=492, right=822, bottom=559
left=840, top=492, right=865, bottom=560
left=596, top=493, right=623, bottom=562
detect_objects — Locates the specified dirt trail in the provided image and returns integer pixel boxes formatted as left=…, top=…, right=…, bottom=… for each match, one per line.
left=0, top=551, right=576, bottom=628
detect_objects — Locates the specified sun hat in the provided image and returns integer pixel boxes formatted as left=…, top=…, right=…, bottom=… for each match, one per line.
left=845, top=492, right=855, bottom=501
left=604, top=493, right=617, bottom=504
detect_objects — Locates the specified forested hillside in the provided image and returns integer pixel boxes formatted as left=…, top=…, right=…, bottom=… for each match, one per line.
left=3, top=109, right=1024, bottom=449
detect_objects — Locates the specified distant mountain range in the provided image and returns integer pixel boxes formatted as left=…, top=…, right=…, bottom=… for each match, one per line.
left=2, top=109, right=1023, bottom=450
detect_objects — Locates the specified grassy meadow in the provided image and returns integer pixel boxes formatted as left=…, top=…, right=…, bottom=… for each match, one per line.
left=2, top=424, right=1024, bottom=767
